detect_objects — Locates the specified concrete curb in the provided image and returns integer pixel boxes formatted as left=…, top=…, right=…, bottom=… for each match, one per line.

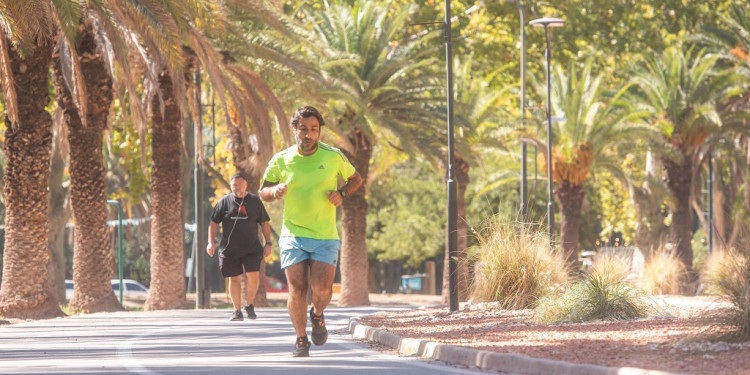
left=348, top=318, right=688, bottom=375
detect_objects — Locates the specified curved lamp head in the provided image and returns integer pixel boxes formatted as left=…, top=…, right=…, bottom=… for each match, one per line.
left=529, top=17, right=565, bottom=28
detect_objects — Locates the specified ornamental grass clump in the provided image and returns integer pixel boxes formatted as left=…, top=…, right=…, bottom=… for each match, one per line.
left=640, top=248, right=687, bottom=295
left=701, top=249, right=750, bottom=339
left=535, top=253, right=652, bottom=323
left=469, top=217, right=567, bottom=310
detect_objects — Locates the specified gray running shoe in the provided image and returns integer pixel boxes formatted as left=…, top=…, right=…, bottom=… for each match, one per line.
left=244, top=304, right=256, bottom=320
left=309, top=306, right=328, bottom=345
left=293, top=336, right=311, bottom=357
left=230, top=310, right=243, bottom=321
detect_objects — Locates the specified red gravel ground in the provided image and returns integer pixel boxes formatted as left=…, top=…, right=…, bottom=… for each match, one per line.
left=357, top=295, right=750, bottom=375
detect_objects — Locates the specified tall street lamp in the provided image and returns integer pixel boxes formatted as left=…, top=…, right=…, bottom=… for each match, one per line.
left=529, top=17, right=564, bottom=250
left=508, top=0, right=528, bottom=221
left=444, top=0, right=458, bottom=312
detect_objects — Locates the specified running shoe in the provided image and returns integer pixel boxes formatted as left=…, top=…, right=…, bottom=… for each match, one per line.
left=244, top=304, right=257, bottom=320
left=309, top=306, right=328, bottom=346
left=293, top=336, right=311, bottom=357
left=230, top=310, right=243, bottom=321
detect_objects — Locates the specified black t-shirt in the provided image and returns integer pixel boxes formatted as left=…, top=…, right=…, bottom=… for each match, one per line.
left=210, top=193, right=270, bottom=258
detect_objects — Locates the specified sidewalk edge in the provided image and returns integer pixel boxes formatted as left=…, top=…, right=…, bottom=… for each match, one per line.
left=347, top=317, right=688, bottom=375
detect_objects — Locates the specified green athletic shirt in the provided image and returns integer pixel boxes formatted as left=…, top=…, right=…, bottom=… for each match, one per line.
left=263, top=142, right=356, bottom=240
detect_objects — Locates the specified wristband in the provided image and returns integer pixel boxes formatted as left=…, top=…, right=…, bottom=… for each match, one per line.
left=265, top=241, right=272, bottom=246
left=338, top=189, right=347, bottom=198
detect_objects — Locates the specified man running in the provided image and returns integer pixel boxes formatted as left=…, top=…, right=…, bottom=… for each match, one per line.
left=259, top=106, right=362, bottom=357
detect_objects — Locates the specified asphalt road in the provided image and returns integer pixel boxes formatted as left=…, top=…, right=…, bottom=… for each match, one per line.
left=0, top=307, right=484, bottom=375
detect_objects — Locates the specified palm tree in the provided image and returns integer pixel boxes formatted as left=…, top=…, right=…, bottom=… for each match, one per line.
left=529, top=61, right=650, bottom=268
left=48, top=0, right=202, bottom=312
left=143, top=1, right=293, bottom=309
left=630, top=47, right=745, bottom=275
left=0, top=0, right=80, bottom=319
left=146, top=63, right=189, bottom=310
left=690, top=2, right=750, bottom=250
left=302, top=0, right=440, bottom=306
left=51, top=10, right=123, bottom=313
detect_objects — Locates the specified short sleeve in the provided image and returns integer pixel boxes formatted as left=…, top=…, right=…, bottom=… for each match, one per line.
left=263, top=156, right=281, bottom=183
left=210, top=197, right=226, bottom=223
left=338, top=152, right=356, bottom=180
left=256, top=196, right=270, bottom=223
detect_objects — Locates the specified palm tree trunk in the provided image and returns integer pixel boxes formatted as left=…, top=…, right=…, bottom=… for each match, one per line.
left=145, top=69, right=186, bottom=310
left=48, top=129, right=70, bottom=302
left=442, top=157, right=470, bottom=302
left=339, top=127, right=371, bottom=306
left=0, top=40, right=63, bottom=319
left=557, top=182, right=585, bottom=269
left=632, top=152, right=667, bottom=252
left=662, top=156, right=694, bottom=275
left=52, top=18, right=122, bottom=313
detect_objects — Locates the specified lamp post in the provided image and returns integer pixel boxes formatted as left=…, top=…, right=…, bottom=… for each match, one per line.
left=444, top=0, right=458, bottom=313
left=530, top=17, right=564, bottom=250
left=509, top=0, right=527, bottom=220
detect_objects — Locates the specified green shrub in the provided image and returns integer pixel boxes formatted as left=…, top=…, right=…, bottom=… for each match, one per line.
left=641, top=248, right=687, bottom=295
left=536, top=255, right=652, bottom=323
left=469, top=216, right=567, bottom=309
left=701, top=249, right=750, bottom=339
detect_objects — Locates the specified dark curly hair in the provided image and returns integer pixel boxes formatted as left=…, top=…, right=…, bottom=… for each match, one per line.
left=290, top=106, right=325, bottom=128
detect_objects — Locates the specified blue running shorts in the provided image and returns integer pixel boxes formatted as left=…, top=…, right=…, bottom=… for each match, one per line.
left=279, top=237, right=340, bottom=269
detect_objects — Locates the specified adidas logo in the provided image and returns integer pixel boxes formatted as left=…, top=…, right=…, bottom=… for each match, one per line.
left=318, top=165, right=325, bottom=169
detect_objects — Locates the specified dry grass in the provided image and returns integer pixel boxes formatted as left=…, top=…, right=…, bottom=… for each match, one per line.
left=535, top=254, right=652, bottom=323
left=469, top=217, right=568, bottom=309
left=701, top=249, right=750, bottom=339
left=641, top=248, right=687, bottom=295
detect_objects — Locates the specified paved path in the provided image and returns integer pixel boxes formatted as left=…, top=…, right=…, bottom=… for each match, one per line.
left=0, top=307, right=484, bottom=375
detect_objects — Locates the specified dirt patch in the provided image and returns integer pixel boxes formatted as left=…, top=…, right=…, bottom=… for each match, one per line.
left=358, top=295, right=750, bottom=375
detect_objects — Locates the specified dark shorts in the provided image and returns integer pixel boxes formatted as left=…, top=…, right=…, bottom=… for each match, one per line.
left=219, top=252, right=263, bottom=277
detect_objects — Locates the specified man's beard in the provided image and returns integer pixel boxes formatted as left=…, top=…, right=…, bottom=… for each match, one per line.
left=299, top=139, right=317, bottom=153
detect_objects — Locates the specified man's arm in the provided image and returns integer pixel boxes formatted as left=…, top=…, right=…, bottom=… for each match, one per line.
left=339, top=172, right=363, bottom=197
left=328, top=172, right=363, bottom=207
left=260, top=221, right=272, bottom=258
left=259, top=180, right=287, bottom=202
left=206, top=221, right=218, bottom=257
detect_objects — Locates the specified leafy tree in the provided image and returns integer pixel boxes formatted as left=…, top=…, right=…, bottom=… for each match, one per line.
left=367, top=161, right=444, bottom=269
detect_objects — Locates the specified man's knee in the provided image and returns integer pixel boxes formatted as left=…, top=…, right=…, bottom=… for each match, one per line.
left=310, top=280, right=332, bottom=295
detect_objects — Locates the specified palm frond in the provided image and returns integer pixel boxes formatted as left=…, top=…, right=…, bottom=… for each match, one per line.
left=0, top=26, right=18, bottom=127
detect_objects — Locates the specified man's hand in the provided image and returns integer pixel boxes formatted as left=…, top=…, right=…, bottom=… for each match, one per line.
left=206, top=242, right=215, bottom=257
left=327, top=190, right=344, bottom=207
left=273, top=183, right=288, bottom=200
left=263, top=243, right=272, bottom=258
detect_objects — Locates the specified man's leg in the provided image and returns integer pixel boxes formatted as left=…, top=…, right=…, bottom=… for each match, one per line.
left=228, top=275, right=242, bottom=310
left=244, top=271, right=260, bottom=305
left=285, top=260, right=310, bottom=338
left=309, top=260, right=335, bottom=346
left=310, top=260, right=336, bottom=315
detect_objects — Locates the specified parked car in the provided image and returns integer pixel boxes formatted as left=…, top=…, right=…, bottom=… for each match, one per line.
left=66, top=279, right=150, bottom=299
left=65, top=280, right=74, bottom=299
left=111, top=279, right=149, bottom=297
left=266, top=276, right=288, bottom=293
